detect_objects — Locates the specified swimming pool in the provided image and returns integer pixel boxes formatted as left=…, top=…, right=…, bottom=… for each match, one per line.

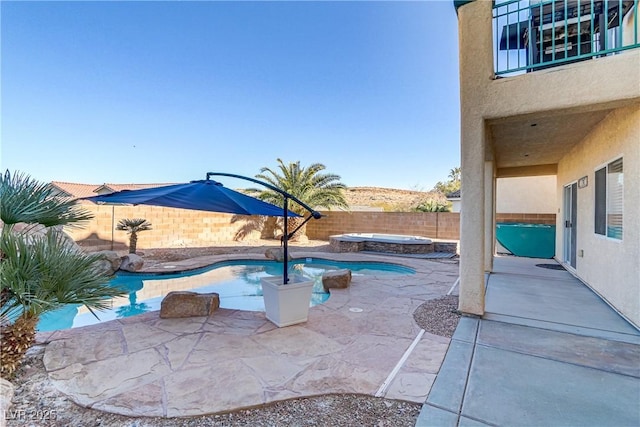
left=38, top=258, right=415, bottom=331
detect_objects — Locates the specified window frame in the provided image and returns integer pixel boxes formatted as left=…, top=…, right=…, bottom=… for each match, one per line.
left=594, top=156, right=624, bottom=241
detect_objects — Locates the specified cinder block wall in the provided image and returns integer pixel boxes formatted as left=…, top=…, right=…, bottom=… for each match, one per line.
left=305, top=211, right=461, bottom=240
left=70, top=203, right=554, bottom=250
left=495, top=213, right=555, bottom=225
left=69, top=203, right=269, bottom=251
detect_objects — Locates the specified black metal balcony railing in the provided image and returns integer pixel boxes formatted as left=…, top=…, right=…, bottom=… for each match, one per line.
left=494, top=0, right=639, bottom=75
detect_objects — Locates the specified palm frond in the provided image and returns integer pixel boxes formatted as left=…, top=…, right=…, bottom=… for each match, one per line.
left=0, top=170, right=93, bottom=228
left=116, top=218, right=153, bottom=233
left=254, top=160, right=349, bottom=215
left=1, top=229, right=126, bottom=319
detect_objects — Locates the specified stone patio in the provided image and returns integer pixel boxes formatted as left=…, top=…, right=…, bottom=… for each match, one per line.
left=36, top=252, right=459, bottom=417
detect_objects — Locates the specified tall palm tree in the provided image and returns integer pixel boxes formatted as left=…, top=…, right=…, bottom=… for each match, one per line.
left=0, top=171, right=126, bottom=378
left=448, top=167, right=461, bottom=183
left=116, top=218, right=152, bottom=254
left=253, top=159, right=349, bottom=241
left=433, top=166, right=462, bottom=195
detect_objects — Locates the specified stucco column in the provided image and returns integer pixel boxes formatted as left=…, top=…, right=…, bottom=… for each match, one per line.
left=459, top=120, right=486, bottom=316
left=484, top=160, right=495, bottom=272
left=456, top=0, right=493, bottom=316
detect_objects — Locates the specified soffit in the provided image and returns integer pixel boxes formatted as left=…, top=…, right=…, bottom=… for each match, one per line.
left=488, top=109, right=613, bottom=169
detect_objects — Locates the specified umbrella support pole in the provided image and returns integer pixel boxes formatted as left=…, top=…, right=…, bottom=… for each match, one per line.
left=286, top=213, right=316, bottom=241
left=283, top=197, right=289, bottom=284
left=206, top=172, right=323, bottom=286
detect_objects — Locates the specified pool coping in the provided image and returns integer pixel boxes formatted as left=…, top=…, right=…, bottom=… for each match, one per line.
left=138, top=252, right=420, bottom=275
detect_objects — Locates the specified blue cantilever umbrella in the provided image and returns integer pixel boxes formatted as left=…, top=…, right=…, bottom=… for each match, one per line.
left=86, top=174, right=321, bottom=284
left=85, top=179, right=300, bottom=218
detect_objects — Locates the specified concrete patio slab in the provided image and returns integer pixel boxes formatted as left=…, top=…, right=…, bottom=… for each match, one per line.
left=451, top=316, right=479, bottom=344
left=417, top=404, right=459, bottom=427
left=457, top=416, right=493, bottom=427
left=486, top=258, right=639, bottom=338
left=463, top=345, right=640, bottom=426
left=425, top=340, right=474, bottom=413
left=477, top=320, right=640, bottom=377
left=417, top=256, right=640, bottom=427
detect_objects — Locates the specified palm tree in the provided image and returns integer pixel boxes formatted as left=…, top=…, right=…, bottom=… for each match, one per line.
left=433, top=166, right=462, bottom=195
left=253, top=159, right=349, bottom=241
left=116, top=218, right=152, bottom=254
left=0, top=171, right=126, bottom=378
left=448, top=167, right=461, bottom=183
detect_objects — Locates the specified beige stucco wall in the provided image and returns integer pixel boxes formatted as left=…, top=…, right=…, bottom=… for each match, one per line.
left=485, top=50, right=640, bottom=120
left=451, top=176, right=556, bottom=214
left=456, top=0, right=639, bottom=321
left=496, top=176, right=557, bottom=214
left=556, top=105, right=640, bottom=327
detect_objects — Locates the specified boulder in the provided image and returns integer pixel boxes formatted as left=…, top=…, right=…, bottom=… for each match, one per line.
left=265, top=248, right=292, bottom=262
left=92, top=250, right=121, bottom=276
left=159, top=291, right=220, bottom=318
left=5, top=223, right=82, bottom=253
left=119, top=253, right=144, bottom=272
left=322, top=269, right=352, bottom=292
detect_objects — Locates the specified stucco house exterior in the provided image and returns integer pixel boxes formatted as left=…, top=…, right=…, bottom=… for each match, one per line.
left=447, top=175, right=556, bottom=214
left=454, top=0, right=639, bottom=328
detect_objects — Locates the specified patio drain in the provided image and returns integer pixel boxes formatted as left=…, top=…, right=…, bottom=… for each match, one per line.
left=535, top=263, right=566, bottom=271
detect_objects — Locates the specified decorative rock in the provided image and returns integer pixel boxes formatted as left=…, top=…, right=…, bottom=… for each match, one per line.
left=322, top=269, right=352, bottom=292
left=5, top=223, right=82, bottom=252
left=434, top=241, right=458, bottom=253
left=119, top=253, right=144, bottom=272
left=160, top=291, right=220, bottom=318
left=92, top=250, right=121, bottom=276
left=265, top=248, right=292, bottom=262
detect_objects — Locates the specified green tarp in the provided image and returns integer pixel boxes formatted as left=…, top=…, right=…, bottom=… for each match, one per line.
left=496, top=223, right=556, bottom=259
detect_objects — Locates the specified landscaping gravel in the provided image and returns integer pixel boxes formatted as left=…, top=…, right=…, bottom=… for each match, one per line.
left=413, top=295, right=461, bottom=338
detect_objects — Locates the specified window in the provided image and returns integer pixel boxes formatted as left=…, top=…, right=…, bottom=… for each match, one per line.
left=595, top=158, right=623, bottom=240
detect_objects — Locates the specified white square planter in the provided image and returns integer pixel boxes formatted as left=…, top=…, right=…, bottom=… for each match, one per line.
left=260, top=274, right=314, bottom=327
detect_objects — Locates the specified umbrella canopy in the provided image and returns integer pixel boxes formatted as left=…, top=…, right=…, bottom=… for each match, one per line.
left=85, top=179, right=301, bottom=217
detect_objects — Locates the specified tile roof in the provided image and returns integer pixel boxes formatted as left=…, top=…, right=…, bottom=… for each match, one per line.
left=50, top=182, right=100, bottom=199
left=93, top=183, right=175, bottom=193
left=50, top=181, right=175, bottom=199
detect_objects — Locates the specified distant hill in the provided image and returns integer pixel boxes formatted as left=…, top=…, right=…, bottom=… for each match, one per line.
left=53, top=179, right=446, bottom=213
left=343, top=187, right=445, bottom=212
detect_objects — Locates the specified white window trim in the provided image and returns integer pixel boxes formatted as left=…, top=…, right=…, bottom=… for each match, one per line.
left=594, top=155, right=624, bottom=242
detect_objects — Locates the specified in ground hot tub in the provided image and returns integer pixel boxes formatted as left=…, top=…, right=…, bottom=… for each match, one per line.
left=329, top=233, right=435, bottom=254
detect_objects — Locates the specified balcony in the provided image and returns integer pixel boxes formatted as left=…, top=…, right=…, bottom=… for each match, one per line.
left=494, top=0, right=639, bottom=75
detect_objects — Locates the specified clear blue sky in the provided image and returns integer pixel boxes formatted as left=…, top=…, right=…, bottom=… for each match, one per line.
left=1, top=1, right=460, bottom=191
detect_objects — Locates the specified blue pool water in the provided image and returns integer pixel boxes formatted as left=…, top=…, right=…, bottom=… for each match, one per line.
left=38, top=258, right=414, bottom=331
